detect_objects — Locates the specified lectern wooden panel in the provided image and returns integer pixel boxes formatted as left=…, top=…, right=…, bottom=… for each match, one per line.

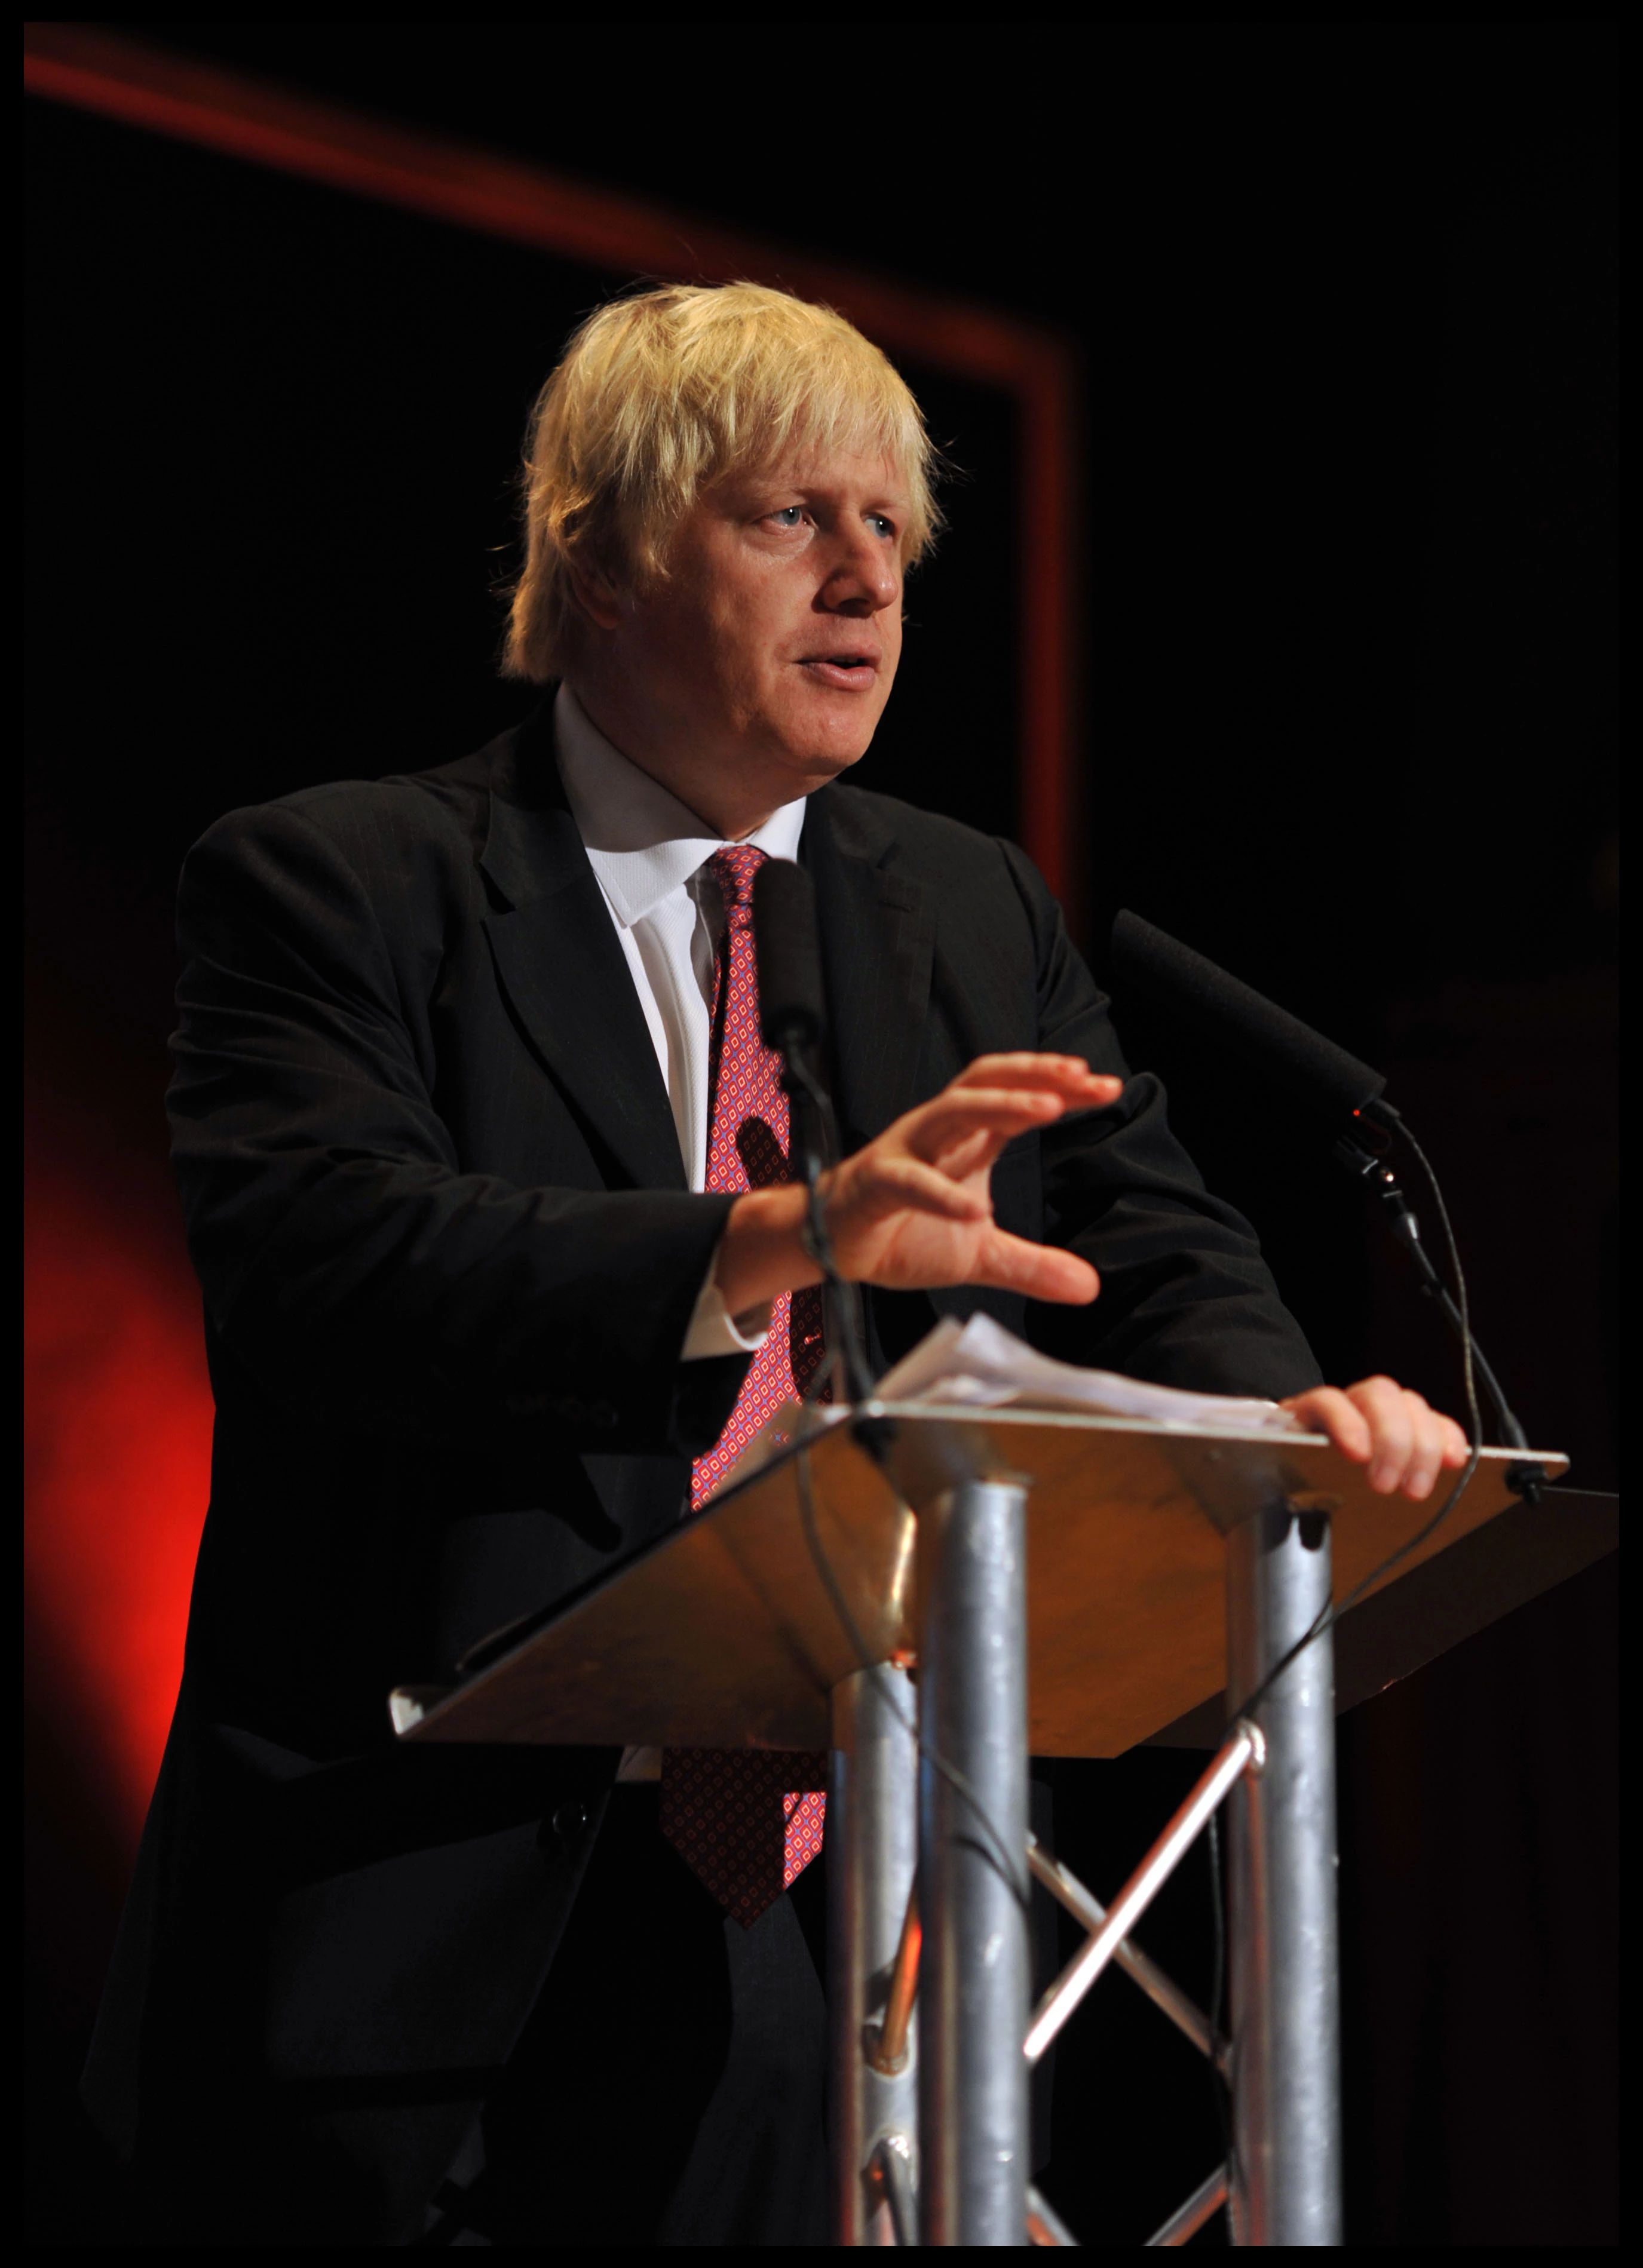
left=398, top=1406, right=1568, bottom=1757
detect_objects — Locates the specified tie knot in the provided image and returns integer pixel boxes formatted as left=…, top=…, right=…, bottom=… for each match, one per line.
left=707, top=843, right=766, bottom=912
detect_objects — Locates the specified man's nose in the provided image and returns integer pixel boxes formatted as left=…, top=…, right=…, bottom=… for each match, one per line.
left=821, top=524, right=900, bottom=615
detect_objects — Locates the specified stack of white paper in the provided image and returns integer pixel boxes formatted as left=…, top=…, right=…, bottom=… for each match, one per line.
left=873, top=1311, right=1304, bottom=1434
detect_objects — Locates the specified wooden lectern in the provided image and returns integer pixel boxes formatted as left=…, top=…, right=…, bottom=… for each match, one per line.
left=394, top=1405, right=1598, bottom=2246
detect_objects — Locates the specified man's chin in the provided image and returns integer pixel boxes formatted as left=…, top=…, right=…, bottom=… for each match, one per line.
left=762, top=714, right=882, bottom=789
left=779, top=747, right=869, bottom=800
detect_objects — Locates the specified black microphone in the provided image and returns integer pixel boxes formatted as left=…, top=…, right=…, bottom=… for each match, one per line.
left=752, top=859, right=833, bottom=1178
left=1110, top=909, right=1390, bottom=1122
left=1109, top=910, right=1541, bottom=1487
left=753, top=858, right=827, bottom=1057
left=752, top=859, right=878, bottom=1411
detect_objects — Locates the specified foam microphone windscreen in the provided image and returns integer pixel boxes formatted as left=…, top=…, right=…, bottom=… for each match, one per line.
left=1110, top=910, right=1388, bottom=1119
left=753, top=858, right=827, bottom=1051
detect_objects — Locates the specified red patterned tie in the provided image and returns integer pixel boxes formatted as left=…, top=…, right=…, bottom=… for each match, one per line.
left=659, top=843, right=829, bottom=1928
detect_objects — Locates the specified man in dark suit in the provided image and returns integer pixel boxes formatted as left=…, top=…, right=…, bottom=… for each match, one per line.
left=82, top=282, right=1464, bottom=2245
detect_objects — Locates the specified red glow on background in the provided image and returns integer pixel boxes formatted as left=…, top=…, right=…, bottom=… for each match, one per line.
left=24, top=1127, right=213, bottom=1849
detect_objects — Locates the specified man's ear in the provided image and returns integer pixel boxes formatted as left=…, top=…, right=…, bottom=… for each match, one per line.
left=568, top=556, right=624, bottom=632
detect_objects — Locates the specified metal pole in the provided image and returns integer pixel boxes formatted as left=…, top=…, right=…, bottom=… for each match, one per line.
left=1224, top=1502, right=1343, bottom=2245
left=830, top=1664, right=920, bottom=2245
left=918, top=1479, right=1031, bottom=2246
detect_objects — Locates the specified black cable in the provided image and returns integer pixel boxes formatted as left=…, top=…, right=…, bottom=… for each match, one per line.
left=1392, top=1114, right=1483, bottom=1460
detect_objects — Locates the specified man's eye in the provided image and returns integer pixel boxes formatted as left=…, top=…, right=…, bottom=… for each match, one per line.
left=868, top=513, right=896, bottom=539
left=770, top=506, right=805, bottom=529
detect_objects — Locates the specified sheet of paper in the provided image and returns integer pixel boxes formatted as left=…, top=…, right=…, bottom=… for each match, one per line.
left=874, top=1311, right=1305, bottom=1434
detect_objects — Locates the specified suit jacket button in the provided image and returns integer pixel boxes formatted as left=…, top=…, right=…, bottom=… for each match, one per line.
left=552, top=1800, right=589, bottom=1838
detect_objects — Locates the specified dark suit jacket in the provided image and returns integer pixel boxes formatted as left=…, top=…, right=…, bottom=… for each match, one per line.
left=83, top=707, right=1319, bottom=2240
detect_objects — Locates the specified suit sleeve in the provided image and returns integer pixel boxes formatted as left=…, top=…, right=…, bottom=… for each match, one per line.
left=167, top=800, right=748, bottom=1455
left=998, top=843, right=1324, bottom=1400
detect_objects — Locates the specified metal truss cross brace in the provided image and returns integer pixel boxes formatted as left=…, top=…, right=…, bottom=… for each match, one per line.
left=1025, top=1722, right=1264, bottom=2066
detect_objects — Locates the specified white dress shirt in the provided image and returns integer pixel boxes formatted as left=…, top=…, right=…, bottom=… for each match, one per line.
left=553, top=682, right=808, bottom=1361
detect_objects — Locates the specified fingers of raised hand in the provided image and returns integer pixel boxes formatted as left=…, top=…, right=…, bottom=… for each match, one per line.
left=924, top=1127, right=1002, bottom=1183
left=974, top=1228, right=1100, bottom=1305
left=905, top=1087, right=1065, bottom=1163
left=951, top=1054, right=1123, bottom=1108
left=838, top=1152, right=991, bottom=1227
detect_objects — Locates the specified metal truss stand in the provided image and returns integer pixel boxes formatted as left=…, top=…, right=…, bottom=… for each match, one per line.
left=833, top=1470, right=1344, bottom=2246
left=400, top=1404, right=1561, bottom=2246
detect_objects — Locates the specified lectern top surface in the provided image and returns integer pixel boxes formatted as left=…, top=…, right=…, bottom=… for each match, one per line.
left=397, top=1405, right=1566, bottom=1759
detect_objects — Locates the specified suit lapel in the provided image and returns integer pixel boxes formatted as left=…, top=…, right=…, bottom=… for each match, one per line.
left=804, top=788, right=936, bottom=1146
left=480, top=772, right=686, bottom=1195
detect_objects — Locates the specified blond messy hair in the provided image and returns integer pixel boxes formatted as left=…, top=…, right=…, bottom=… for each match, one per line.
left=502, top=281, right=943, bottom=683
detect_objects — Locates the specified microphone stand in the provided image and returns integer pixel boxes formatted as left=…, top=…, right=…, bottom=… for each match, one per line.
left=775, top=1037, right=894, bottom=1462
left=752, top=856, right=889, bottom=1457
left=1335, top=1123, right=1546, bottom=1500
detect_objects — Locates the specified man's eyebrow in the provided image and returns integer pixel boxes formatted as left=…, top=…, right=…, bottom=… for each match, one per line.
left=753, top=483, right=912, bottom=512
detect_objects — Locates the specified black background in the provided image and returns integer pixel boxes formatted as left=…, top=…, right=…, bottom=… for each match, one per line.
left=26, top=22, right=1616, bottom=2246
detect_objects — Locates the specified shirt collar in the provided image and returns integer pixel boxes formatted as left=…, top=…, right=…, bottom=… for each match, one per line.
left=554, top=683, right=807, bottom=928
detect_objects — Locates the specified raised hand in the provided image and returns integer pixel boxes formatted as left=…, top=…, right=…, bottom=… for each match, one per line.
left=712, top=1053, right=1121, bottom=1317
left=820, top=1054, right=1119, bottom=1302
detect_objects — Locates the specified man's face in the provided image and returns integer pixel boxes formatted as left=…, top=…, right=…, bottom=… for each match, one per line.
left=572, top=443, right=908, bottom=832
